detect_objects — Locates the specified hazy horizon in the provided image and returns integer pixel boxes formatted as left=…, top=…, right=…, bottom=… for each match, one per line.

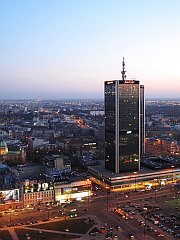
left=1, top=96, right=180, bottom=101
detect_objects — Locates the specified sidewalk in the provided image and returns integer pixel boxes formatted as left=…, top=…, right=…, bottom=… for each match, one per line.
left=77, top=214, right=106, bottom=240
left=8, top=228, right=20, bottom=240
left=5, top=214, right=126, bottom=240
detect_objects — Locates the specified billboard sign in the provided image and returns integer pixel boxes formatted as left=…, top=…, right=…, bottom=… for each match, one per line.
left=0, top=189, right=19, bottom=204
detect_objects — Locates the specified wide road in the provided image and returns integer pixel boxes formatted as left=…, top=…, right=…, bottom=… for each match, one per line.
left=1, top=186, right=177, bottom=240
left=77, top=186, right=177, bottom=240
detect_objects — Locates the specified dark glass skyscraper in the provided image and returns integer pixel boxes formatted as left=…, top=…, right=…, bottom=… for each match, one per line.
left=105, top=59, right=145, bottom=173
left=140, top=85, right=145, bottom=155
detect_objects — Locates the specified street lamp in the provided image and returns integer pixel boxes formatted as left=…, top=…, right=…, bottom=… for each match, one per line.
left=154, top=189, right=158, bottom=203
left=86, top=179, right=91, bottom=203
left=63, top=211, right=67, bottom=220
left=46, top=203, right=51, bottom=220
left=143, top=207, right=148, bottom=237
left=47, top=208, right=50, bottom=220
left=154, top=179, right=158, bottom=202
left=133, top=172, right=137, bottom=191
left=106, top=186, right=110, bottom=212
left=9, top=208, right=12, bottom=225
left=171, top=165, right=174, bottom=183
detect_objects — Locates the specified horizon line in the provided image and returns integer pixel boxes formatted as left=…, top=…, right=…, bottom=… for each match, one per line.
left=0, top=97, right=180, bottom=101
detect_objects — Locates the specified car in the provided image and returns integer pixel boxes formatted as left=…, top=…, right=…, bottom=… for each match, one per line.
left=117, top=226, right=121, bottom=231
left=70, top=208, right=76, bottom=212
left=139, top=221, right=145, bottom=226
left=147, top=226, right=153, bottom=232
left=157, top=233, right=164, bottom=237
left=173, top=225, right=179, bottom=229
left=129, top=234, right=135, bottom=239
left=61, top=204, right=67, bottom=208
left=70, top=213, right=78, bottom=218
left=154, top=220, right=159, bottom=225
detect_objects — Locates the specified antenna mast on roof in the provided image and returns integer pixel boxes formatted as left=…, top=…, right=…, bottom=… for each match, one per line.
left=121, top=57, right=126, bottom=80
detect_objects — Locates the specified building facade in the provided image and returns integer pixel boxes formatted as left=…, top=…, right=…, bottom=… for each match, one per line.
left=54, top=179, right=91, bottom=204
left=105, top=59, right=144, bottom=173
left=23, top=180, right=54, bottom=207
left=88, top=165, right=180, bottom=191
left=140, top=85, right=145, bottom=154
left=145, top=137, right=180, bottom=157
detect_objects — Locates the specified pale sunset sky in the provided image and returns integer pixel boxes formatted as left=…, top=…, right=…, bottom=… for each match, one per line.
left=0, top=0, right=180, bottom=99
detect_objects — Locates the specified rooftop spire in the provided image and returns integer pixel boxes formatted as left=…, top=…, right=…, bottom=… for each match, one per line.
left=121, top=57, right=126, bottom=80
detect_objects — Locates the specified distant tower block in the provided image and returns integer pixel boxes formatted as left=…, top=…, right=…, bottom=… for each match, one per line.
left=20, top=146, right=27, bottom=162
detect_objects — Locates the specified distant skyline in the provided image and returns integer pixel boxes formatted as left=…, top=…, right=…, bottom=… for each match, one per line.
left=1, top=0, right=180, bottom=99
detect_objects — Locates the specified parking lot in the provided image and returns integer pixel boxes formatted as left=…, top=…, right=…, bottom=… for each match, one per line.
left=113, top=188, right=180, bottom=239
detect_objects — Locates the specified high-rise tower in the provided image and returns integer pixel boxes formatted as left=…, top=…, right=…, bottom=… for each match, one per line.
left=105, top=58, right=145, bottom=173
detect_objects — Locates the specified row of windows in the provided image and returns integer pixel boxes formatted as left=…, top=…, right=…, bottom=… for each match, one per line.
left=111, top=173, right=179, bottom=186
left=24, top=191, right=54, bottom=199
left=24, top=198, right=53, bottom=204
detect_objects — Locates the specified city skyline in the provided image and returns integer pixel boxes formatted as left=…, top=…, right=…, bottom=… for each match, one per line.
left=1, top=1, right=180, bottom=99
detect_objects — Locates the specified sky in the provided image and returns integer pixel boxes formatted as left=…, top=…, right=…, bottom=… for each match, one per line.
left=0, top=0, right=180, bottom=99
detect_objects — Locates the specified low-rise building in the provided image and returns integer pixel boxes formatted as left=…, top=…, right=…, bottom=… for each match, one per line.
left=54, top=178, right=91, bottom=204
left=23, top=179, right=54, bottom=207
left=43, top=155, right=71, bottom=172
left=145, top=137, right=180, bottom=156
